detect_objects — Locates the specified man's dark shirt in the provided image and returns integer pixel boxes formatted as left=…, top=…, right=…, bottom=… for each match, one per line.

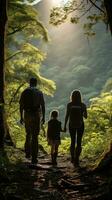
left=19, top=87, right=45, bottom=112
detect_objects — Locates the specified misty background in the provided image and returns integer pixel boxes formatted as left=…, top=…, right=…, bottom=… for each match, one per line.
left=35, top=0, right=112, bottom=121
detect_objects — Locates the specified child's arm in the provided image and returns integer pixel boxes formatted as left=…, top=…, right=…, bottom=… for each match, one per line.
left=60, top=122, right=65, bottom=132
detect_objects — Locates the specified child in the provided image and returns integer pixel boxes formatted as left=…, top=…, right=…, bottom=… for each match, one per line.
left=47, top=110, right=62, bottom=165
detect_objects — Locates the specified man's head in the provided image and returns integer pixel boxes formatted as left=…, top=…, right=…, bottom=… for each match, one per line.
left=30, top=77, right=37, bottom=87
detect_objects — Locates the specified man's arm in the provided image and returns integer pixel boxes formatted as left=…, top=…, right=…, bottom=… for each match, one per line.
left=83, top=104, right=87, bottom=119
left=19, top=92, right=24, bottom=124
left=40, top=93, right=45, bottom=124
left=20, top=104, right=24, bottom=124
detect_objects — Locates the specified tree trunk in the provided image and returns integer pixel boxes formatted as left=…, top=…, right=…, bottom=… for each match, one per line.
left=104, top=0, right=112, bottom=34
left=0, top=0, right=7, bottom=148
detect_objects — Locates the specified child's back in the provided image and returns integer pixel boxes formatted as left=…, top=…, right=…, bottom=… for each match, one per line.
left=47, top=119, right=61, bottom=140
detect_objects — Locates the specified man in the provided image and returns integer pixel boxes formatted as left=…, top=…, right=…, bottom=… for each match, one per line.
left=19, top=77, right=45, bottom=164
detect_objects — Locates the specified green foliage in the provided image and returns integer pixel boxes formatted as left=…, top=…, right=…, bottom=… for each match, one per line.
left=6, top=0, right=56, bottom=147
left=102, top=78, right=112, bottom=92
left=81, top=91, right=112, bottom=162
left=49, top=0, right=106, bottom=36
left=8, top=0, right=48, bottom=41
left=8, top=89, right=112, bottom=167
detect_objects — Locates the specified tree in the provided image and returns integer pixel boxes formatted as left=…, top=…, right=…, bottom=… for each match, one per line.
left=0, top=0, right=56, bottom=148
left=50, top=0, right=112, bottom=35
left=0, top=0, right=7, bottom=148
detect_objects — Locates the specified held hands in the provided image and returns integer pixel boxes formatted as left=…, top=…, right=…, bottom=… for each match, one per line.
left=20, top=118, right=24, bottom=125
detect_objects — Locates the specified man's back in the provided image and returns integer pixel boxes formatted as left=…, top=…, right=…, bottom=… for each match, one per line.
left=20, top=87, right=44, bottom=112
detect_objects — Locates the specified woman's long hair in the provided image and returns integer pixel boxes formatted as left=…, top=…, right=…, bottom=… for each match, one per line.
left=70, top=90, right=82, bottom=105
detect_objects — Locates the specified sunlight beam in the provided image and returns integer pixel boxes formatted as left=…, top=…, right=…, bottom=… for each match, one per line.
left=52, top=0, right=69, bottom=6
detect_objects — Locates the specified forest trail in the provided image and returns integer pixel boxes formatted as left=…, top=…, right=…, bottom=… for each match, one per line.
left=0, top=147, right=111, bottom=200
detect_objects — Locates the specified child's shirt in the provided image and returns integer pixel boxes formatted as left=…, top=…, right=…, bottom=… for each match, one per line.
left=47, top=119, right=62, bottom=141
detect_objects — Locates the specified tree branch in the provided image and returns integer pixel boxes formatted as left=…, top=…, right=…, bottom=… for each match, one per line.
left=88, top=0, right=105, bottom=13
left=9, top=83, right=25, bottom=106
left=8, top=25, right=27, bottom=36
left=5, top=51, right=22, bottom=62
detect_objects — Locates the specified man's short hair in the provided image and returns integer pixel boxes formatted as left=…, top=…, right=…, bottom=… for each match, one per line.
left=30, top=77, right=37, bottom=86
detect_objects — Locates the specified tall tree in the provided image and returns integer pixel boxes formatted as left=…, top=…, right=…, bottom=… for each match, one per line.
left=0, top=0, right=7, bottom=148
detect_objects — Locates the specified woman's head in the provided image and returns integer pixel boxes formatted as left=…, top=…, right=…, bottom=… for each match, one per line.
left=70, top=90, right=82, bottom=104
left=50, top=110, right=59, bottom=119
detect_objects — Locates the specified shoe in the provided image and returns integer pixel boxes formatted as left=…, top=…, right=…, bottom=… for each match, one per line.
left=25, top=154, right=31, bottom=159
left=31, top=159, right=38, bottom=165
left=74, top=157, right=79, bottom=167
left=71, top=158, right=74, bottom=163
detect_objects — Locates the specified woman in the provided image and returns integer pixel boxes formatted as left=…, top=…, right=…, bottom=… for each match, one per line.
left=64, top=90, right=87, bottom=166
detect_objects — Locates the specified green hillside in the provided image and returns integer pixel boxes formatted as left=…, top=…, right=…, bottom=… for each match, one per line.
left=40, top=28, right=111, bottom=118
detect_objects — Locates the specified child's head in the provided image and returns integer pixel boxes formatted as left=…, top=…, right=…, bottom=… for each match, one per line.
left=50, top=110, right=59, bottom=119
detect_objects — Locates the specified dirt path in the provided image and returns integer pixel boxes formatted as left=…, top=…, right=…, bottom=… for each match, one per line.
left=0, top=149, right=111, bottom=200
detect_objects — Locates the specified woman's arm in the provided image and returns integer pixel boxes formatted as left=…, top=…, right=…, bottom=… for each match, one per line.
left=83, top=104, right=87, bottom=119
left=64, top=104, right=70, bottom=131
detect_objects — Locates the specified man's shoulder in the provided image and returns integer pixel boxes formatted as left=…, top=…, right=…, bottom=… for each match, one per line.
left=22, top=87, right=31, bottom=93
left=33, top=88, right=43, bottom=95
left=23, top=87, right=43, bottom=94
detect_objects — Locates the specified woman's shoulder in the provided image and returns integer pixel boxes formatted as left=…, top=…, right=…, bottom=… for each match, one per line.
left=67, top=102, right=72, bottom=107
left=48, top=119, right=52, bottom=124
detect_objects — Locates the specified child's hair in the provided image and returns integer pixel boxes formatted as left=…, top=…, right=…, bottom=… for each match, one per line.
left=50, top=110, right=59, bottom=119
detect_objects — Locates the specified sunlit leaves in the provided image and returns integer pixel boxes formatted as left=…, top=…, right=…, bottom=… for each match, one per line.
left=70, top=16, right=79, bottom=24
left=8, top=0, right=48, bottom=41
left=81, top=91, right=112, bottom=162
left=102, top=78, right=112, bottom=92
left=50, top=7, right=67, bottom=26
left=50, top=0, right=107, bottom=36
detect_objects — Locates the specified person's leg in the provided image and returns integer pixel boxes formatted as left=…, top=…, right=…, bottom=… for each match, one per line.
left=51, top=144, right=55, bottom=164
left=53, top=144, right=59, bottom=165
left=31, top=115, right=40, bottom=164
left=69, top=126, right=76, bottom=163
left=24, top=131, right=31, bottom=158
left=24, top=113, right=31, bottom=158
left=31, top=131, right=38, bottom=164
left=75, top=123, right=84, bottom=166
